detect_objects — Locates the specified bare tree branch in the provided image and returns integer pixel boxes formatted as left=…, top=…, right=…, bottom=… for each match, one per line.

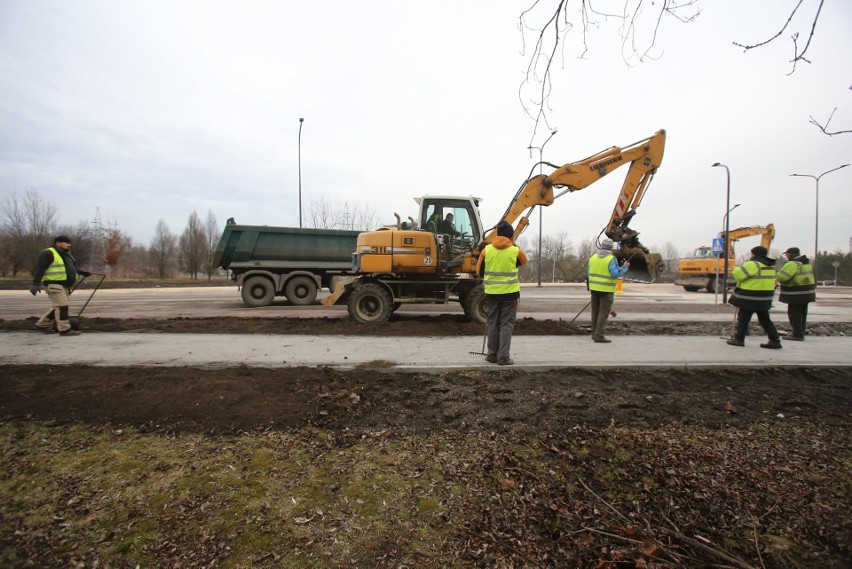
left=732, top=0, right=823, bottom=76
left=809, top=107, right=852, bottom=136
left=518, top=1, right=698, bottom=146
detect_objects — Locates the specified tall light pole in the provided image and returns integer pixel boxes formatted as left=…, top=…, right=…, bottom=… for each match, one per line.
left=298, top=117, right=304, bottom=228
left=528, top=130, right=557, bottom=287
left=790, top=163, right=849, bottom=279
left=712, top=163, right=731, bottom=303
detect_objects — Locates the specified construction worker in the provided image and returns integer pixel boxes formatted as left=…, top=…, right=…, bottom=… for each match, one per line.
left=587, top=238, right=629, bottom=343
left=30, top=235, right=91, bottom=336
left=776, top=246, right=816, bottom=341
left=727, top=245, right=781, bottom=349
left=476, top=220, right=528, bottom=365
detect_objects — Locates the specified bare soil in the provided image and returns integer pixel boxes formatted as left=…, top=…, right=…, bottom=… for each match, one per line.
left=2, top=295, right=850, bottom=567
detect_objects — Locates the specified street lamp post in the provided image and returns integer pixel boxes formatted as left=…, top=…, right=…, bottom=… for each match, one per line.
left=790, top=163, right=849, bottom=279
left=298, top=117, right=304, bottom=228
left=717, top=203, right=740, bottom=301
left=528, top=130, right=557, bottom=287
left=712, top=163, right=732, bottom=303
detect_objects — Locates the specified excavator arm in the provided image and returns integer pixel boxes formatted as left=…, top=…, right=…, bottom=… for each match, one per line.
left=723, top=223, right=776, bottom=255
left=483, top=129, right=666, bottom=280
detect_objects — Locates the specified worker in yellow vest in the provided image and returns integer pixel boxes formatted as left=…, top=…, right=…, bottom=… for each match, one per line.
left=727, top=245, right=781, bottom=349
left=776, top=246, right=816, bottom=341
left=476, top=221, right=528, bottom=365
left=586, top=238, right=629, bottom=343
left=30, top=235, right=91, bottom=336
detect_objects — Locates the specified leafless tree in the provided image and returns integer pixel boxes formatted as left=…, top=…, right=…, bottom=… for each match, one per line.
left=658, top=240, right=680, bottom=280
left=150, top=219, right=178, bottom=279
left=307, top=195, right=380, bottom=231
left=0, top=189, right=59, bottom=275
left=202, top=210, right=221, bottom=279
left=179, top=211, right=206, bottom=279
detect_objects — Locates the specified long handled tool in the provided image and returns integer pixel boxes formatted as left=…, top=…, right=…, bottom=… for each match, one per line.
left=51, top=273, right=106, bottom=331
left=470, top=326, right=487, bottom=356
left=720, top=307, right=738, bottom=340
left=569, top=300, right=592, bottom=326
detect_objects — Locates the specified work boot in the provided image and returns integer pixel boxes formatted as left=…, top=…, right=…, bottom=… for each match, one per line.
left=485, top=354, right=497, bottom=363
left=59, top=330, right=82, bottom=337
left=593, top=337, right=612, bottom=344
left=760, top=340, right=782, bottom=350
left=497, top=358, right=514, bottom=366
left=783, top=335, right=804, bottom=342
left=726, top=337, right=745, bottom=347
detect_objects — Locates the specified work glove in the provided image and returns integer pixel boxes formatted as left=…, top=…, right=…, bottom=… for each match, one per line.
left=79, top=270, right=92, bottom=278
left=29, top=285, right=42, bottom=296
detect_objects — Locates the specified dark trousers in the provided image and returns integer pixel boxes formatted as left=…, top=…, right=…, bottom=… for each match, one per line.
left=486, top=299, right=518, bottom=361
left=786, top=303, right=809, bottom=338
left=735, top=308, right=779, bottom=341
left=589, top=290, right=615, bottom=341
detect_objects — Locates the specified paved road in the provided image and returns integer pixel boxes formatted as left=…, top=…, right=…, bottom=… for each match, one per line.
left=3, top=283, right=852, bottom=322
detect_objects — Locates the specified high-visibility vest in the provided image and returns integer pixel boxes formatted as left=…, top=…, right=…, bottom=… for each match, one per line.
left=730, top=260, right=775, bottom=308
left=588, top=254, right=617, bottom=293
left=482, top=244, right=520, bottom=295
left=42, top=247, right=67, bottom=282
left=777, top=260, right=815, bottom=303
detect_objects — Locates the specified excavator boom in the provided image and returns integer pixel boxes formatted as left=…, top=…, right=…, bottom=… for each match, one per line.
left=489, top=129, right=666, bottom=281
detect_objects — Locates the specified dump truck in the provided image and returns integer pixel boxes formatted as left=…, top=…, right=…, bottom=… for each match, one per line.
left=213, top=219, right=360, bottom=307
left=323, top=129, right=667, bottom=324
left=674, top=223, right=775, bottom=292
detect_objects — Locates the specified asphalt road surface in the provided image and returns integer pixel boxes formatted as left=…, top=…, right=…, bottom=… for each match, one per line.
left=2, top=283, right=851, bottom=323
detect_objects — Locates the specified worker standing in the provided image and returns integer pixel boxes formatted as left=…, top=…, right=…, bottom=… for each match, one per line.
left=476, top=220, right=528, bottom=365
left=776, top=246, right=816, bottom=341
left=30, top=235, right=91, bottom=336
left=726, top=245, right=781, bottom=349
left=587, top=238, right=629, bottom=343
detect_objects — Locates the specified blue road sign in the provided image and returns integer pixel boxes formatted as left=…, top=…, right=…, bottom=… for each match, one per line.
left=711, top=237, right=725, bottom=255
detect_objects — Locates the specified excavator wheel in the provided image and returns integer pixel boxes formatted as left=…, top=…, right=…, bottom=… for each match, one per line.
left=461, top=284, right=487, bottom=325
left=348, top=283, right=393, bottom=323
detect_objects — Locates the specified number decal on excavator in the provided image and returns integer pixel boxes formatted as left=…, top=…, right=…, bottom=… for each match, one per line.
left=424, top=256, right=433, bottom=265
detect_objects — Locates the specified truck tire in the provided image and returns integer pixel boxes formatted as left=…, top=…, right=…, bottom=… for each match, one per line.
left=348, top=283, right=393, bottom=323
left=284, top=276, right=318, bottom=306
left=682, top=285, right=700, bottom=292
left=461, top=284, right=487, bottom=325
left=706, top=279, right=716, bottom=293
left=241, top=276, right=275, bottom=307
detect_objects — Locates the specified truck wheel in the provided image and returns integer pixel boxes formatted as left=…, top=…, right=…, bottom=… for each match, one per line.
left=706, top=280, right=716, bottom=293
left=682, top=285, right=700, bottom=292
left=284, top=276, right=318, bottom=306
left=241, top=276, right=275, bottom=307
left=348, top=283, right=393, bottom=323
left=462, top=284, right=487, bottom=325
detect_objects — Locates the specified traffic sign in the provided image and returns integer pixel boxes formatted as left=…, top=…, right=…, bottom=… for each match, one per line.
left=711, top=237, right=725, bottom=255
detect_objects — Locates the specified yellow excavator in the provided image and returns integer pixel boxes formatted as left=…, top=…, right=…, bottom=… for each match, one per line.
left=323, top=129, right=667, bottom=323
left=675, top=223, right=775, bottom=292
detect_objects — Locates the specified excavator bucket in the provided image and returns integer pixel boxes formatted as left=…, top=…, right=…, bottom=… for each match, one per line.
left=614, top=248, right=664, bottom=283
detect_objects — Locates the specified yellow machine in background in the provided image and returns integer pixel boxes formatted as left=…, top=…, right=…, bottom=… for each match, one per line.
left=675, top=223, right=775, bottom=292
left=324, top=129, right=667, bottom=323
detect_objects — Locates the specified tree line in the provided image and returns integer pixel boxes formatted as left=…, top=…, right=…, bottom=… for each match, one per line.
left=0, top=190, right=221, bottom=280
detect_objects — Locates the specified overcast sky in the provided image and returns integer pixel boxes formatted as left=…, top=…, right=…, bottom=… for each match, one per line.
left=1, top=0, right=850, bottom=260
